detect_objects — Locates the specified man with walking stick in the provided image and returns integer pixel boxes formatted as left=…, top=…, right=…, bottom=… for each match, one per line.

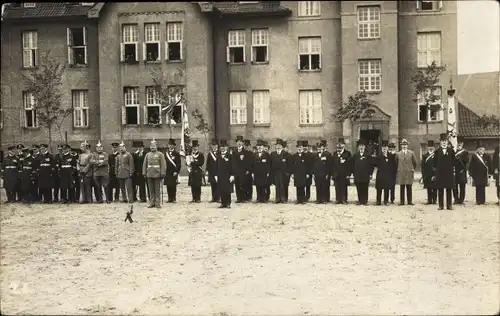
left=143, top=138, right=166, bottom=208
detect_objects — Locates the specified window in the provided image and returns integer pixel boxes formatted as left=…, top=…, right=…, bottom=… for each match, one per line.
left=298, top=1, right=320, bottom=17
left=417, top=32, right=441, bottom=67
left=416, top=0, right=443, bottom=11
left=80, top=2, right=95, bottom=6
left=67, top=27, right=87, bottom=66
left=227, top=30, right=245, bottom=64
left=22, top=91, right=38, bottom=128
left=166, top=23, right=183, bottom=61
left=229, top=91, right=247, bottom=125
left=253, top=90, right=270, bottom=124
left=358, top=59, right=382, bottom=92
left=23, top=3, right=35, bottom=8
left=251, top=29, right=268, bottom=63
left=122, top=87, right=139, bottom=125
left=22, top=31, right=38, bottom=68
left=418, top=86, right=442, bottom=122
left=298, top=37, right=321, bottom=71
left=167, top=86, right=185, bottom=124
left=357, top=6, right=380, bottom=39
left=121, top=24, right=138, bottom=63
left=144, top=23, right=160, bottom=62
left=299, top=90, right=322, bottom=125
left=72, top=90, right=89, bottom=128
left=145, top=87, right=162, bottom=125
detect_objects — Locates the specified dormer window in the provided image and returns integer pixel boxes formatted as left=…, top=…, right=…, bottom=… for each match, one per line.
left=23, top=3, right=36, bottom=8
left=80, top=2, right=94, bottom=6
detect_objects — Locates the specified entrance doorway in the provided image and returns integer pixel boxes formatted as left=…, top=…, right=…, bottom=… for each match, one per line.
left=360, top=129, right=381, bottom=154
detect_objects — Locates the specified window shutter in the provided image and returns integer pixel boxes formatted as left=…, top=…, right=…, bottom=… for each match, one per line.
left=120, top=43, right=125, bottom=62
left=157, top=42, right=161, bottom=61
left=143, top=105, right=148, bottom=125
left=265, top=44, right=269, bottom=62
left=136, top=106, right=140, bottom=125
left=438, top=0, right=443, bottom=9
left=134, top=43, right=139, bottom=61
left=165, top=41, right=169, bottom=60
left=67, top=28, right=73, bottom=65
left=416, top=0, right=420, bottom=10
left=179, top=40, right=183, bottom=60
left=242, top=46, right=246, bottom=62
left=73, top=106, right=77, bottom=128
left=20, top=108, right=25, bottom=127
left=297, top=52, right=301, bottom=70
left=226, top=46, right=230, bottom=63
left=83, top=27, right=87, bottom=45
left=250, top=46, right=254, bottom=63
left=142, top=43, right=146, bottom=62
left=121, top=106, right=127, bottom=125
left=158, top=105, right=163, bottom=124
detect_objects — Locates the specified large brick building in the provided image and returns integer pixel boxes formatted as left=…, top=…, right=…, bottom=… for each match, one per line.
left=1, top=1, right=496, bottom=156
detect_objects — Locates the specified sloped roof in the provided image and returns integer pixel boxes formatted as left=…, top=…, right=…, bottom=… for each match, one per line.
left=213, top=2, right=291, bottom=16
left=456, top=71, right=500, bottom=116
left=458, top=101, right=500, bottom=138
left=2, top=3, right=93, bottom=20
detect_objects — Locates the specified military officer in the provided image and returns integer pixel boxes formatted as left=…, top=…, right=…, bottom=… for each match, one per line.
left=107, top=142, right=120, bottom=202
left=57, top=145, right=77, bottom=204
left=292, top=140, right=311, bottom=204
left=453, top=137, right=469, bottom=204
left=132, top=141, right=147, bottom=202
left=253, top=139, right=271, bottom=203
left=70, top=148, right=81, bottom=203
left=205, top=139, right=219, bottom=202
left=91, top=141, right=109, bottom=203
left=143, top=138, right=166, bottom=208
left=388, top=142, right=397, bottom=203
left=1, top=146, right=20, bottom=203
left=164, top=138, right=181, bottom=203
left=15, top=144, right=26, bottom=202
left=395, top=139, right=417, bottom=205
left=31, top=144, right=41, bottom=201
left=352, top=139, right=373, bottom=205
left=20, top=147, right=37, bottom=203
left=433, top=133, right=456, bottom=210
left=215, top=139, right=234, bottom=209
left=374, top=140, right=397, bottom=205
left=270, top=138, right=290, bottom=203
left=78, top=142, right=93, bottom=203
left=243, top=139, right=254, bottom=201
left=35, top=144, right=54, bottom=203
left=232, top=136, right=252, bottom=203
left=53, top=144, right=64, bottom=202
left=422, top=140, right=437, bottom=205
left=312, top=140, right=331, bottom=204
left=467, top=140, right=492, bottom=205
left=115, top=141, right=135, bottom=203
left=188, top=140, right=205, bottom=203
left=331, top=138, right=351, bottom=204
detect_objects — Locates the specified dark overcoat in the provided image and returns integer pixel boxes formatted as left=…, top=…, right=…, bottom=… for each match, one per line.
left=231, top=148, right=252, bottom=185
left=493, top=149, right=500, bottom=187
left=468, top=152, right=492, bottom=187
left=20, top=155, right=37, bottom=191
left=57, top=152, right=77, bottom=189
left=433, top=147, right=456, bottom=189
left=253, top=151, right=271, bottom=187
left=2, top=154, right=19, bottom=189
left=305, top=152, right=314, bottom=186
left=421, top=151, right=436, bottom=189
left=205, top=151, right=218, bottom=184
left=454, top=149, right=469, bottom=184
left=331, top=149, right=352, bottom=181
left=312, top=151, right=332, bottom=180
left=270, top=151, right=290, bottom=183
left=216, top=151, right=234, bottom=194
left=188, top=152, right=205, bottom=187
left=164, top=150, right=181, bottom=186
left=37, top=153, right=55, bottom=189
left=292, top=152, right=311, bottom=188
left=375, top=153, right=397, bottom=189
left=352, top=151, right=373, bottom=183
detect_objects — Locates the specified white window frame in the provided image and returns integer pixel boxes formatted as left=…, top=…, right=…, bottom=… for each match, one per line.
left=120, top=24, right=139, bottom=62
left=227, top=30, right=246, bottom=64
left=0, top=104, right=3, bottom=130
left=229, top=91, right=247, bottom=125
left=145, top=86, right=162, bottom=125
left=417, top=86, right=443, bottom=122
left=417, top=32, right=442, bottom=67
left=251, top=29, right=269, bottom=63
left=143, top=23, right=161, bottom=62
left=167, top=86, right=185, bottom=125
left=166, top=22, right=183, bottom=61
left=416, top=0, right=443, bottom=11
left=22, top=91, right=38, bottom=128
left=298, top=37, right=322, bottom=71
left=298, top=1, right=321, bottom=17
left=358, top=59, right=382, bottom=92
left=67, top=27, right=88, bottom=66
left=23, top=3, right=35, bottom=8
left=357, top=6, right=381, bottom=39
left=72, top=90, right=89, bottom=128
left=299, top=90, right=323, bottom=125
left=123, top=87, right=140, bottom=125
left=253, top=90, right=270, bottom=125
left=22, top=31, right=38, bottom=68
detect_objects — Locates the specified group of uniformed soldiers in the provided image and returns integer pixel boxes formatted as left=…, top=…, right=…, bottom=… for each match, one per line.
left=2, top=134, right=499, bottom=208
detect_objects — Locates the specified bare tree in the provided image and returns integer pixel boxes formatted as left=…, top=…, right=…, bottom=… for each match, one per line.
left=20, top=51, right=71, bottom=148
left=191, top=109, right=212, bottom=151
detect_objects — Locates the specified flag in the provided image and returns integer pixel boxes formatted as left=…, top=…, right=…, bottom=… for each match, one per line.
left=447, top=90, right=458, bottom=150
left=179, top=102, right=190, bottom=157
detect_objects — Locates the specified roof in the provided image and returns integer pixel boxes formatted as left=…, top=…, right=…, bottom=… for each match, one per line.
left=458, top=101, right=500, bottom=138
left=2, top=3, right=94, bottom=20
left=456, top=71, right=500, bottom=117
left=212, top=1, right=292, bottom=16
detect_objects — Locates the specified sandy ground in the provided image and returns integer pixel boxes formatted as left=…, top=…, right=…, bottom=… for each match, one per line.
left=0, top=184, right=499, bottom=315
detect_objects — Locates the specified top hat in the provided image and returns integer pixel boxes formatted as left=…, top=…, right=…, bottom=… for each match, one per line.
left=457, top=136, right=464, bottom=144
left=476, top=140, right=485, bottom=149
left=303, top=140, right=309, bottom=147
left=168, top=138, right=176, bottom=145
left=244, top=139, right=251, bottom=146
left=400, top=139, right=409, bottom=145
left=219, top=139, right=228, bottom=147
left=275, top=138, right=284, bottom=146
left=111, top=142, right=119, bottom=147
left=211, top=139, right=218, bottom=145
left=338, top=138, right=345, bottom=145
left=17, top=144, right=25, bottom=149
left=192, top=140, right=199, bottom=147
left=319, top=139, right=327, bottom=147
left=132, top=140, right=144, bottom=147
left=427, top=140, right=435, bottom=147
left=282, top=140, right=288, bottom=147
left=236, top=136, right=244, bottom=142
left=357, top=139, right=366, bottom=146
left=381, top=140, right=389, bottom=147
left=40, top=144, right=48, bottom=148
left=439, top=133, right=448, bottom=141
left=8, top=145, right=15, bottom=150
left=257, top=139, right=265, bottom=146
left=296, top=140, right=303, bottom=147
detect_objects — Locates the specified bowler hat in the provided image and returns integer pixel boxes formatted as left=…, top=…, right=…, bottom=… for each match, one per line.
left=338, top=138, right=345, bottom=144
left=32, top=144, right=40, bottom=149
left=8, top=145, right=15, bottom=150
left=192, top=140, right=199, bottom=147
left=111, top=142, right=119, bottom=147
left=132, top=140, right=144, bottom=147
left=388, top=143, right=396, bottom=149
left=303, top=140, right=309, bottom=147
left=40, top=144, right=48, bottom=148
left=275, top=138, right=284, bottom=146
left=319, top=139, right=327, bottom=147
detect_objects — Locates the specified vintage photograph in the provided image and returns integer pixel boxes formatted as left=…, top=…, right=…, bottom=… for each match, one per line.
left=0, top=1, right=499, bottom=315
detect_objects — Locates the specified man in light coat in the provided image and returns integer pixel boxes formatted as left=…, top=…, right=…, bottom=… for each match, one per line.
left=115, top=141, right=135, bottom=203
left=395, top=139, right=417, bottom=205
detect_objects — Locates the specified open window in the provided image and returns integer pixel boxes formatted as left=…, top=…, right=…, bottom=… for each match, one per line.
left=67, top=27, right=88, bottom=66
left=144, top=23, right=161, bottom=62
left=416, top=0, right=443, bottom=11
left=251, top=29, right=268, bottom=63
left=120, top=24, right=139, bottom=63
left=298, top=37, right=321, bottom=71
left=145, top=86, right=162, bottom=126
left=166, top=22, right=183, bottom=61
left=22, top=31, right=38, bottom=68
left=22, top=91, right=38, bottom=128
left=122, top=87, right=139, bottom=125
left=227, top=30, right=245, bottom=64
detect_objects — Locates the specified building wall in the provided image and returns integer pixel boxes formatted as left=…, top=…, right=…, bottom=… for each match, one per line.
left=0, top=18, right=100, bottom=149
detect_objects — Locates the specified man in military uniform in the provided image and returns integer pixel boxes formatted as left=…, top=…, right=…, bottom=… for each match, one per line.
left=292, top=140, right=311, bottom=204
left=132, top=141, right=147, bottom=202
left=53, top=144, right=63, bottom=202
left=388, top=142, right=397, bottom=203
left=331, top=138, right=351, bottom=204
left=232, top=136, right=252, bottom=203
left=107, top=142, right=120, bottom=202
left=164, top=138, right=181, bottom=203
left=215, top=139, right=234, bottom=209
left=421, top=140, right=437, bottom=205
left=433, top=133, right=455, bottom=210
left=375, top=140, right=397, bottom=206
left=1, top=146, right=20, bottom=203
left=453, top=137, right=469, bottom=205
left=78, top=142, right=93, bottom=203
left=468, top=140, right=492, bottom=205
left=15, top=144, right=26, bottom=202
left=243, top=139, right=254, bottom=201
left=205, top=139, right=219, bottom=202
left=36, top=144, right=54, bottom=203
left=91, top=141, right=109, bottom=203
left=270, top=138, right=290, bottom=203
left=20, top=147, right=37, bottom=203
left=31, top=144, right=41, bottom=201
left=253, top=139, right=271, bottom=203
left=116, top=141, right=135, bottom=203
left=70, top=148, right=81, bottom=203
left=312, top=140, right=331, bottom=204
left=143, top=139, right=166, bottom=208
left=57, top=145, right=77, bottom=204
left=188, top=140, right=205, bottom=203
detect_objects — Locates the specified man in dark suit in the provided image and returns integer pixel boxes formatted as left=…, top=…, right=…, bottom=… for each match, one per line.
left=232, top=136, right=252, bottom=203
left=270, top=138, right=290, bottom=203
left=243, top=139, right=254, bottom=201
left=433, top=133, right=456, bottom=210
left=304, top=141, right=314, bottom=201
left=188, top=140, right=205, bottom=203
left=215, top=139, right=234, bottom=208
left=468, top=140, right=492, bottom=205
left=352, top=139, right=373, bottom=205
left=205, top=139, right=219, bottom=202
left=421, top=140, right=437, bottom=205
left=252, top=139, right=271, bottom=203
left=388, top=142, right=397, bottom=203
left=164, top=138, right=181, bottom=203
left=132, top=141, right=147, bottom=202
left=107, top=142, right=120, bottom=202
left=331, top=138, right=351, bottom=204
left=453, top=137, right=469, bottom=205
left=312, top=139, right=331, bottom=204
left=282, top=140, right=293, bottom=202
left=292, top=140, right=311, bottom=204
left=375, top=140, right=397, bottom=205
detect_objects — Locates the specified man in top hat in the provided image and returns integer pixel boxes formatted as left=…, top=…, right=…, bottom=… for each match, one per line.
left=270, top=138, right=290, bottom=203
left=311, top=139, right=331, bottom=204
left=243, top=139, right=254, bottom=201
left=116, top=141, right=135, bottom=203
left=91, top=141, right=109, bottom=203
left=421, top=140, right=437, bottom=205
left=467, top=140, right=492, bottom=205
left=374, top=140, right=397, bottom=205
left=331, top=138, right=352, bottom=204
left=205, top=139, right=220, bottom=202
left=395, top=139, right=417, bottom=205
left=1, top=146, right=20, bottom=203
left=57, top=144, right=77, bottom=204
left=36, top=144, right=55, bottom=203
left=302, top=140, right=313, bottom=202
left=143, top=138, right=166, bottom=208
left=453, top=137, right=469, bottom=205
left=164, top=138, right=181, bottom=203
left=388, top=142, right=397, bottom=203
left=215, top=139, right=234, bottom=208
left=252, top=139, right=271, bottom=203
left=282, top=140, right=293, bottom=202
left=107, top=142, right=121, bottom=202
left=433, top=133, right=456, bottom=210
left=132, top=140, right=147, bottom=202
left=231, top=136, right=252, bottom=203
left=352, top=139, right=373, bottom=205
left=493, top=146, right=500, bottom=204
left=53, top=144, right=64, bottom=202
left=292, top=140, right=311, bottom=204
left=78, top=141, right=93, bottom=203
left=188, top=140, right=205, bottom=203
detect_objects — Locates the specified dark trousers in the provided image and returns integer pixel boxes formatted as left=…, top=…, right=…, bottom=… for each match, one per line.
left=334, top=177, right=348, bottom=203
left=453, top=183, right=466, bottom=204
left=265, top=185, right=271, bottom=201
left=256, top=186, right=267, bottom=202
left=497, top=186, right=500, bottom=200
left=191, top=185, right=201, bottom=202
left=426, top=188, right=437, bottom=204
left=235, top=182, right=246, bottom=202
left=284, top=176, right=291, bottom=202
left=296, top=186, right=306, bottom=203
left=40, top=188, right=52, bottom=203
left=81, top=177, right=93, bottom=203
left=438, top=188, right=453, bottom=209
left=30, top=184, right=39, bottom=202
left=305, top=185, right=311, bottom=201
left=6, top=189, right=17, bottom=202
left=210, top=182, right=219, bottom=202
left=245, top=176, right=253, bottom=201
left=315, top=178, right=329, bottom=203
left=355, top=182, right=369, bottom=205
left=70, top=177, right=80, bottom=202
left=389, top=185, right=395, bottom=203
left=133, top=174, right=147, bottom=202
left=274, top=174, right=287, bottom=203
left=106, top=177, right=120, bottom=202
left=61, top=188, right=70, bottom=202
left=166, top=185, right=177, bottom=202
left=399, top=185, right=413, bottom=204
left=16, top=180, right=23, bottom=201
left=220, top=192, right=231, bottom=207
left=475, top=186, right=486, bottom=204
left=376, top=188, right=389, bottom=204
left=53, top=185, right=60, bottom=202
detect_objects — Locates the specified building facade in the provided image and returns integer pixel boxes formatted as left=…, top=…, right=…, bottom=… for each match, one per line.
left=1, top=1, right=463, bottom=155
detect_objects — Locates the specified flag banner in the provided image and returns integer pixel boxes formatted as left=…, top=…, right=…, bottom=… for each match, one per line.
left=179, top=102, right=190, bottom=157
left=447, top=94, right=457, bottom=149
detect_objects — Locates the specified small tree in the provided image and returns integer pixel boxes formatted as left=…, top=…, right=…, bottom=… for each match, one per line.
left=21, top=51, right=71, bottom=148
left=192, top=109, right=212, bottom=151
left=411, top=61, right=447, bottom=140
left=332, top=90, right=377, bottom=122
left=475, top=114, right=500, bottom=130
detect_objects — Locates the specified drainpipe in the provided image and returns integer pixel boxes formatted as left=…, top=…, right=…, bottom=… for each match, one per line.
left=211, top=12, right=218, bottom=140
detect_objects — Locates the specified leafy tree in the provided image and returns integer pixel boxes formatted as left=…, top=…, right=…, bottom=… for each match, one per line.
left=332, top=90, right=377, bottom=122
left=475, top=114, right=500, bottom=130
left=411, top=61, right=447, bottom=140
left=20, top=51, right=71, bottom=148
left=192, top=109, right=212, bottom=151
